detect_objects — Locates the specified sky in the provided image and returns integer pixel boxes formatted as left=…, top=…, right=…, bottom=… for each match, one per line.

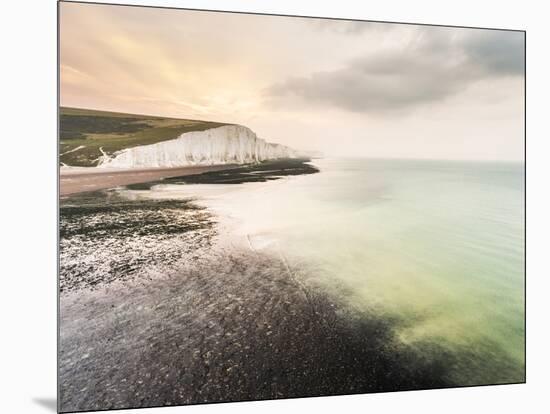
left=60, top=2, right=525, bottom=161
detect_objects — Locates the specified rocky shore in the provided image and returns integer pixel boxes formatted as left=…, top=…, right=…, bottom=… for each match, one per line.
left=60, top=244, right=453, bottom=412
left=59, top=160, right=454, bottom=412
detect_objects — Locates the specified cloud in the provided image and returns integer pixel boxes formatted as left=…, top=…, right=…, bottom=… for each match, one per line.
left=463, top=30, right=525, bottom=75
left=266, top=29, right=524, bottom=114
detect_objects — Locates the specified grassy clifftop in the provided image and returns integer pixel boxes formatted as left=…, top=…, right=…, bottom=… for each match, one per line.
left=60, top=107, right=229, bottom=167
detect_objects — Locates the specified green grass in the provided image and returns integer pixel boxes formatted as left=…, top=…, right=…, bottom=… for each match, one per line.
left=59, top=107, right=230, bottom=167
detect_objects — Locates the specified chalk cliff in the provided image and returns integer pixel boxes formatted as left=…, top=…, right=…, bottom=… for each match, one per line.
left=97, top=125, right=297, bottom=169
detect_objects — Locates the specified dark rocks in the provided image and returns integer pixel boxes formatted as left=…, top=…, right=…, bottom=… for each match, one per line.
left=59, top=248, right=453, bottom=412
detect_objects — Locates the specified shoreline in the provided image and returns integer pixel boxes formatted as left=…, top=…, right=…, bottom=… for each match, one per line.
left=59, top=158, right=523, bottom=411
left=59, top=164, right=240, bottom=196
left=58, top=164, right=455, bottom=412
left=59, top=236, right=454, bottom=412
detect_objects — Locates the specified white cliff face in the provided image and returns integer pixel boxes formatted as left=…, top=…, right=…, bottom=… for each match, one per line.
left=97, top=125, right=297, bottom=169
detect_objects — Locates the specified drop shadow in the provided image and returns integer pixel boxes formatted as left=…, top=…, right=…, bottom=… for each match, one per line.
left=32, top=397, right=57, bottom=412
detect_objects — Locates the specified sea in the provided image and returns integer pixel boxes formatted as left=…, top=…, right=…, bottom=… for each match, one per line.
left=60, top=157, right=525, bottom=392
left=135, top=157, right=525, bottom=385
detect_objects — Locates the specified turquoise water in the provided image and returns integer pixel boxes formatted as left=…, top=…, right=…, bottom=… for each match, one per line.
left=292, top=159, right=524, bottom=383
left=138, top=157, right=525, bottom=385
left=192, top=158, right=523, bottom=384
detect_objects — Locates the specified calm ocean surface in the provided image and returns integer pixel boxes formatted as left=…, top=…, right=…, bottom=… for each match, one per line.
left=122, top=157, right=525, bottom=385
left=157, top=157, right=525, bottom=384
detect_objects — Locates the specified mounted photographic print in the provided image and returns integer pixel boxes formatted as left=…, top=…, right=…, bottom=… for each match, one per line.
left=58, top=1, right=525, bottom=412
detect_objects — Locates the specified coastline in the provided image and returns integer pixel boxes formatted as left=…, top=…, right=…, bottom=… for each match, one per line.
left=59, top=158, right=524, bottom=412
left=61, top=161, right=450, bottom=411
left=59, top=164, right=240, bottom=196
left=59, top=219, right=454, bottom=412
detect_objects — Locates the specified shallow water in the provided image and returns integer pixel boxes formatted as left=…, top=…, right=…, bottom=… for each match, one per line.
left=129, top=157, right=525, bottom=385
left=60, top=159, right=464, bottom=411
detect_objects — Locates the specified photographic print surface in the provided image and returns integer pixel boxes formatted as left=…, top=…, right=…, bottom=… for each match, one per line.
left=58, top=1, right=525, bottom=412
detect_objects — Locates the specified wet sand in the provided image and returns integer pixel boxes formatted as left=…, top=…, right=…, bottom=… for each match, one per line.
left=60, top=165, right=238, bottom=196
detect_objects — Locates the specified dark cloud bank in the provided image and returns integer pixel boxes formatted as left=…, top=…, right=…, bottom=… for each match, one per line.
left=267, top=29, right=524, bottom=113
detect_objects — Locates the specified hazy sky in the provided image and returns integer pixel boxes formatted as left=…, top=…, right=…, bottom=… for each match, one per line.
left=60, top=2, right=525, bottom=160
